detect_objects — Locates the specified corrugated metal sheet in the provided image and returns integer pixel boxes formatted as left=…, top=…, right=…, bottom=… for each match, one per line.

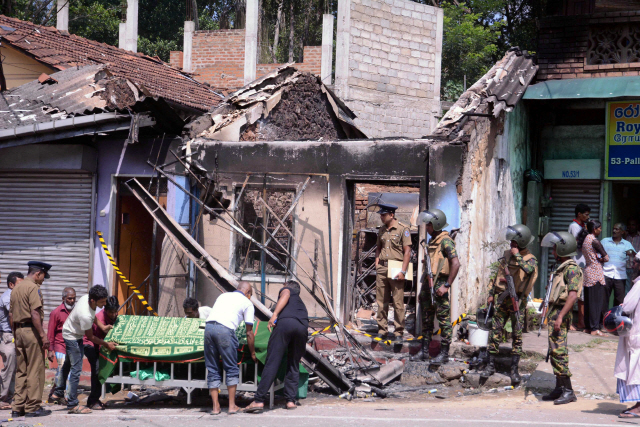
left=0, top=172, right=92, bottom=315
left=524, top=75, right=640, bottom=100
left=546, top=179, right=602, bottom=275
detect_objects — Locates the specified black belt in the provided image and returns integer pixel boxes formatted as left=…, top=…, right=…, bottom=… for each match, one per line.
left=15, top=322, right=32, bottom=328
left=379, top=260, right=388, bottom=267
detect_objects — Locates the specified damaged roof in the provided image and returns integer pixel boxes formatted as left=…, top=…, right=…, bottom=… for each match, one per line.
left=433, top=48, right=537, bottom=140
left=0, top=64, right=179, bottom=131
left=0, top=15, right=222, bottom=112
left=184, top=65, right=368, bottom=141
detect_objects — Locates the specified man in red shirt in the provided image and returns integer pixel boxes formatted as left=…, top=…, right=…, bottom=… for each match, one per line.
left=47, top=287, right=76, bottom=403
left=82, top=296, right=118, bottom=410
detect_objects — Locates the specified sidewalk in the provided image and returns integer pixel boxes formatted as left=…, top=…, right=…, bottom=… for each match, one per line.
left=522, top=330, right=619, bottom=396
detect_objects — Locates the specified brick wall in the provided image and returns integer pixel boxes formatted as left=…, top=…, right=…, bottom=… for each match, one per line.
left=537, top=10, right=640, bottom=81
left=170, top=30, right=322, bottom=90
left=335, top=0, right=443, bottom=139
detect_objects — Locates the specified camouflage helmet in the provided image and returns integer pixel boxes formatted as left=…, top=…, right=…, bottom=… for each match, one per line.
left=503, top=224, right=535, bottom=249
left=417, top=209, right=449, bottom=231
left=541, top=231, right=578, bottom=258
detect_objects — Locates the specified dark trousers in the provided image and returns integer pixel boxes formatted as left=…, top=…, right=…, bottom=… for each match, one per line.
left=255, top=318, right=307, bottom=404
left=604, top=277, right=626, bottom=316
left=83, top=344, right=101, bottom=406
left=583, top=284, right=605, bottom=331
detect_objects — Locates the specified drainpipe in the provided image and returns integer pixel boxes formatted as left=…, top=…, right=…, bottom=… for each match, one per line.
left=125, top=0, right=138, bottom=53
left=56, top=0, right=69, bottom=32
left=244, top=0, right=258, bottom=85
left=183, top=21, right=195, bottom=73
left=321, top=14, right=334, bottom=85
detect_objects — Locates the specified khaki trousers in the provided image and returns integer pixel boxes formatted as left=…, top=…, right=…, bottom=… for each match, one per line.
left=0, top=331, right=16, bottom=402
left=375, top=265, right=405, bottom=336
left=13, top=326, right=45, bottom=413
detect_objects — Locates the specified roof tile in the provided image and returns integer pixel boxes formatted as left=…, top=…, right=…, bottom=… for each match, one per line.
left=0, top=15, right=222, bottom=111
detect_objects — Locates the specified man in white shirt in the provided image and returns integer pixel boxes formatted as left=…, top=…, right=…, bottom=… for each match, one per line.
left=183, top=297, right=212, bottom=319
left=602, top=223, right=636, bottom=313
left=53, top=286, right=116, bottom=414
left=205, top=282, right=256, bottom=415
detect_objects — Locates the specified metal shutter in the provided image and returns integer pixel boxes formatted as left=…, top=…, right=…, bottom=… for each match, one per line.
left=0, top=172, right=93, bottom=316
left=546, top=179, right=602, bottom=275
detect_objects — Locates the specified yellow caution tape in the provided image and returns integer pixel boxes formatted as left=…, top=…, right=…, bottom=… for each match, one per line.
left=96, top=231, right=158, bottom=316
left=311, top=323, right=338, bottom=336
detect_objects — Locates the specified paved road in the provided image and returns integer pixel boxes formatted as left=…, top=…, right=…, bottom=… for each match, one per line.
left=4, top=393, right=637, bottom=427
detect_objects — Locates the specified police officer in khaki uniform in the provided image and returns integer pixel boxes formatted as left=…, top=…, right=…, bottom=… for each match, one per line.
left=10, top=261, right=52, bottom=418
left=375, top=203, right=412, bottom=344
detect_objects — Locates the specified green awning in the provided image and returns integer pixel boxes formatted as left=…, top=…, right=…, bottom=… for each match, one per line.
left=523, top=76, right=640, bottom=100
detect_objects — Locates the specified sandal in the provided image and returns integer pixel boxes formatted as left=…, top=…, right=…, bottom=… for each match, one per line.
left=49, top=395, right=68, bottom=406
left=88, top=401, right=106, bottom=410
left=0, top=402, right=11, bottom=410
left=620, top=411, right=640, bottom=418
left=244, top=404, right=264, bottom=414
left=68, top=406, right=92, bottom=414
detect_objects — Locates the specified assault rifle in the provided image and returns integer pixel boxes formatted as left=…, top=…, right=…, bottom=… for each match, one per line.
left=538, top=268, right=554, bottom=337
left=497, top=258, right=521, bottom=330
left=420, top=239, right=444, bottom=306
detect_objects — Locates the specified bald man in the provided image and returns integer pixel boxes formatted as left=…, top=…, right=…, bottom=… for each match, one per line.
left=204, top=282, right=256, bottom=415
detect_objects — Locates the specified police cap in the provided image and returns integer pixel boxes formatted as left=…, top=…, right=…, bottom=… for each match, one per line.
left=376, top=203, right=398, bottom=215
left=28, top=261, right=52, bottom=279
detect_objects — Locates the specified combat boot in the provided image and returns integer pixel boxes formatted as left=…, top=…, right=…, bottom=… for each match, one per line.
left=510, top=354, right=521, bottom=385
left=480, top=354, right=496, bottom=378
left=430, top=342, right=449, bottom=365
left=554, top=377, right=577, bottom=405
left=542, top=376, right=563, bottom=401
left=410, top=339, right=430, bottom=361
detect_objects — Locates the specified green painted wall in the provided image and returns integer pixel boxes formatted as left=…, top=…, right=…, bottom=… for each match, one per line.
left=540, top=125, right=605, bottom=161
left=506, top=102, right=531, bottom=223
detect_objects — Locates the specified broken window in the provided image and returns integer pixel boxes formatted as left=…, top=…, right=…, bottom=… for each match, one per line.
left=235, top=188, right=295, bottom=275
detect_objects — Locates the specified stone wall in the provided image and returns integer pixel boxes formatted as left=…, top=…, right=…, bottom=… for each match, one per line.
left=335, top=0, right=443, bottom=138
left=537, top=10, right=640, bottom=81
left=170, top=30, right=322, bottom=90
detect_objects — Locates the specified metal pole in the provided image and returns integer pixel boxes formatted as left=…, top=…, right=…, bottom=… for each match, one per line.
left=148, top=172, right=160, bottom=313
left=261, top=176, right=267, bottom=304
left=326, top=177, right=334, bottom=300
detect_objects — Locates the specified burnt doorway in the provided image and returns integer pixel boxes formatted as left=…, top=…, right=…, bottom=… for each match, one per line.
left=114, top=177, right=166, bottom=314
left=346, top=182, right=421, bottom=335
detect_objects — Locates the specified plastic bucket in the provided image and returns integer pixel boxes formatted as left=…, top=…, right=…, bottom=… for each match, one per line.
left=468, top=322, right=489, bottom=347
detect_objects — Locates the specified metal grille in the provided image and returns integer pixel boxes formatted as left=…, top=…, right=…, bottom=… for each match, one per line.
left=547, top=179, right=602, bottom=275
left=0, top=172, right=93, bottom=316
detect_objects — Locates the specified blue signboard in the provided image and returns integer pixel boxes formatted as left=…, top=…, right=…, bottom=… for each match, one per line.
left=606, top=101, right=640, bottom=179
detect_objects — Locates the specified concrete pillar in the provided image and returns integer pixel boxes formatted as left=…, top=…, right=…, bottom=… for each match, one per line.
left=334, top=0, right=351, bottom=98
left=243, top=0, right=258, bottom=85
left=56, top=0, right=68, bottom=32
left=125, top=0, right=138, bottom=53
left=119, top=22, right=126, bottom=49
left=321, top=14, right=334, bottom=85
left=433, top=7, right=444, bottom=103
left=183, top=21, right=195, bottom=73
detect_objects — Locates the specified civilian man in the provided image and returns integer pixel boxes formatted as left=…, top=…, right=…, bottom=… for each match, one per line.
left=82, top=295, right=118, bottom=410
left=204, top=282, right=256, bottom=415
left=0, top=272, right=23, bottom=409
left=10, top=261, right=52, bottom=418
left=602, top=223, right=635, bottom=311
left=183, top=297, right=212, bottom=320
left=47, top=287, right=76, bottom=404
left=245, top=280, right=309, bottom=413
left=568, top=203, right=590, bottom=331
left=625, top=218, right=640, bottom=292
left=55, top=285, right=116, bottom=414
left=374, top=203, right=412, bottom=343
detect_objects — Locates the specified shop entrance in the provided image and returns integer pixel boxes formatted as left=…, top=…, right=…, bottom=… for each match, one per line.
left=610, top=182, right=640, bottom=233
left=114, top=177, right=166, bottom=314
left=344, top=182, right=421, bottom=334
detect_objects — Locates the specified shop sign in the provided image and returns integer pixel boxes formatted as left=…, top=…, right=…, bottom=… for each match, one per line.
left=606, top=101, right=640, bottom=179
left=544, top=159, right=602, bottom=180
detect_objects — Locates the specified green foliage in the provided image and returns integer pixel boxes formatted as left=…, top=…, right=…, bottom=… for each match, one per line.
left=488, top=261, right=501, bottom=281
left=441, top=2, right=501, bottom=94
left=69, top=0, right=120, bottom=47
left=138, top=36, right=180, bottom=61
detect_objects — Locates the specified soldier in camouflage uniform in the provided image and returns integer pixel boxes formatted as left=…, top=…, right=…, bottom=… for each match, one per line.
left=481, top=224, right=538, bottom=385
left=540, top=231, right=583, bottom=405
left=411, top=209, right=460, bottom=364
